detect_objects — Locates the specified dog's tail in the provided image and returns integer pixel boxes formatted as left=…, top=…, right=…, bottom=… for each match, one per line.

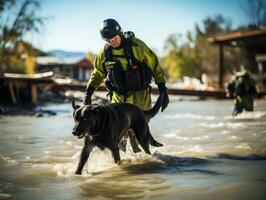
left=144, top=93, right=165, bottom=121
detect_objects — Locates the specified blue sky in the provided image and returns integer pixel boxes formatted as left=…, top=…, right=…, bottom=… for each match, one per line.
left=34, top=0, right=247, bottom=55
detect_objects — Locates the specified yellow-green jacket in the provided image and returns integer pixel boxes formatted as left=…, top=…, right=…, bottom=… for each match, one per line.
left=87, top=37, right=166, bottom=110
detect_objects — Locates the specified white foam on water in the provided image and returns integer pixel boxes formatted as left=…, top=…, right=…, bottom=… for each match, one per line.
left=224, top=111, right=266, bottom=120
left=0, top=153, right=17, bottom=165
left=62, top=148, right=160, bottom=177
left=167, top=145, right=204, bottom=156
left=83, top=149, right=117, bottom=174
left=163, top=133, right=190, bottom=140
left=186, top=145, right=203, bottom=152
left=53, top=162, right=79, bottom=177
left=221, top=130, right=230, bottom=135
left=234, top=143, right=252, bottom=150
left=66, top=141, right=73, bottom=145
left=198, top=122, right=245, bottom=129
left=0, top=193, right=11, bottom=199
left=163, top=133, right=210, bottom=142
left=164, top=133, right=178, bottom=138
left=163, top=113, right=217, bottom=120
left=229, top=136, right=240, bottom=140
left=192, top=135, right=210, bottom=140
left=26, top=144, right=154, bottom=177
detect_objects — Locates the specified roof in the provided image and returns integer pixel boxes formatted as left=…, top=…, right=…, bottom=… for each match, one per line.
left=208, top=27, right=266, bottom=43
left=76, top=58, right=93, bottom=69
left=3, top=71, right=54, bottom=81
left=207, top=27, right=266, bottom=54
left=36, top=56, right=94, bottom=69
left=36, top=56, right=82, bottom=65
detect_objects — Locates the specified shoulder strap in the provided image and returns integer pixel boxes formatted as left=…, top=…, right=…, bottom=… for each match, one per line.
left=104, top=44, right=112, bottom=62
left=104, top=37, right=141, bottom=69
left=123, top=37, right=132, bottom=65
left=122, top=37, right=141, bottom=67
left=102, top=44, right=112, bottom=75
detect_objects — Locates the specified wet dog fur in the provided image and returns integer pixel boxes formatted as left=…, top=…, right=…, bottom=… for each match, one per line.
left=72, top=94, right=164, bottom=175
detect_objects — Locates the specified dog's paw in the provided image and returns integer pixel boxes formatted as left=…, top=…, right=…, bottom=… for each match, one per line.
left=116, top=160, right=122, bottom=165
left=75, top=170, right=82, bottom=175
left=132, top=146, right=142, bottom=153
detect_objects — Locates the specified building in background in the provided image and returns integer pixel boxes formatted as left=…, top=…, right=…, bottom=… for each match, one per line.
left=36, top=56, right=93, bottom=82
left=208, top=27, right=266, bottom=90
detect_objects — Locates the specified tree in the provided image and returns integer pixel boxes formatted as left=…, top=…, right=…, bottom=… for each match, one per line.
left=0, top=0, right=45, bottom=73
left=242, top=0, right=266, bottom=27
left=162, top=15, right=231, bottom=82
left=161, top=33, right=201, bottom=81
left=194, top=15, right=234, bottom=83
left=86, top=51, right=95, bottom=63
left=163, top=33, right=181, bottom=52
left=195, top=15, right=231, bottom=37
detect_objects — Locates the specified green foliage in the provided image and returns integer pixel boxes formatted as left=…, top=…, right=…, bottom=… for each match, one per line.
left=162, top=1, right=266, bottom=83
left=86, top=51, right=95, bottom=63
left=0, top=0, right=45, bottom=73
left=161, top=49, right=182, bottom=80
left=162, top=15, right=232, bottom=82
left=162, top=39, right=201, bottom=81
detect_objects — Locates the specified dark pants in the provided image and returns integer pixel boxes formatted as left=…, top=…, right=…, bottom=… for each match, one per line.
left=232, top=95, right=254, bottom=116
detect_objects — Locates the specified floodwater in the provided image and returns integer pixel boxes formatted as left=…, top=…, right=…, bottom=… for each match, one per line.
left=0, top=98, right=266, bottom=200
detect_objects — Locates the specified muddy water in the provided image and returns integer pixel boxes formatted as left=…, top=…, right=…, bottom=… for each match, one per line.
left=0, top=99, right=266, bottom=200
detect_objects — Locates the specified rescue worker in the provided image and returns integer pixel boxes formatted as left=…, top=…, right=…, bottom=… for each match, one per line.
left=84, top=18, right=169, bottom=111
left=227, top=67, right=257, bottom=116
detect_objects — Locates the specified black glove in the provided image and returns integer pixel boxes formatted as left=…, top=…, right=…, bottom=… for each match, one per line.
left=157, top=82, right=169, bottom=112
left=84, top=85, right=95, bottom=105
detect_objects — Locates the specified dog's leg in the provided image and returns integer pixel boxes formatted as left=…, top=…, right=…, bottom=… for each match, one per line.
left=128, top=129, right=141, bottom=153
left=75, top=137, right=94, bottom=175
left=118, top=131, right=128, bottom=152
left=132, top=124, right=151, bottom=154
left=111, top=148, right=121, bottom=164
left=147, top=126, right=163, bottom=147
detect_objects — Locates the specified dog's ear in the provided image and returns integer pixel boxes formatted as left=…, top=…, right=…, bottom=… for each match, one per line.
left=82, top=105, right=99, bottom=118
left=72, top=101, right=80, bottom=110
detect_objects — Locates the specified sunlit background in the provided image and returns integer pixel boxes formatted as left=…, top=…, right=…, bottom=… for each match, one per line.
left=35, top=0, right=246, bottom=54
left=0, top=1, right=266, bottom=199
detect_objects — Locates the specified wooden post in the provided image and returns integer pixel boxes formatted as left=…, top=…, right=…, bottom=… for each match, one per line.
left=30, top=83, right=37, bottom=105
left=8, top=81, right=17, bottom=105
left=219, top=44, right=224, bottom=89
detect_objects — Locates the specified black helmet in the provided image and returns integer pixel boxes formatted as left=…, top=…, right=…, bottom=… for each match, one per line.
left=100, top=19, right=123, bottom=40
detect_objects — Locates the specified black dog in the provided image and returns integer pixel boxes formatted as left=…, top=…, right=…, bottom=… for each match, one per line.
left=72, top=94, right=164, bottom=174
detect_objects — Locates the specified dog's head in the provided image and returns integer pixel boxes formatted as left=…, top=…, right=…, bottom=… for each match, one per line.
left=72, top=101, right=99, bottom=139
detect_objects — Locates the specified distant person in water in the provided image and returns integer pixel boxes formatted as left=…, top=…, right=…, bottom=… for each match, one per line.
left=226, top=66, right=257, bottom=116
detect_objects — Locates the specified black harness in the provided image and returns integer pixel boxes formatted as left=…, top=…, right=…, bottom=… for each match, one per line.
left=103, top=35, right=152, bottom=101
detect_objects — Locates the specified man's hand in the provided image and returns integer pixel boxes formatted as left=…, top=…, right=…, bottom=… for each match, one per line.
left=161, top=92, right=169, bottom=112
left=84, top=95, right=92, bottom=105
left=157, top=82, right=169, bottom=112
left=84, top=85, right=95, bottom=105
